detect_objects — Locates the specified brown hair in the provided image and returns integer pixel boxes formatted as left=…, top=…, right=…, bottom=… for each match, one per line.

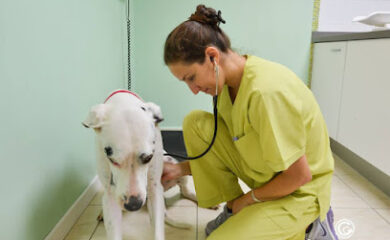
left=164, top=5, right=231, bottom=65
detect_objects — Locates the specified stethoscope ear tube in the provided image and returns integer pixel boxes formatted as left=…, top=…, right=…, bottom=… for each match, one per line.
left=164, top=95, right=218, bottom=160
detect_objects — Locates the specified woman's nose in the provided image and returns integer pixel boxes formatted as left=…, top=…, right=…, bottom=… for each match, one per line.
left=188, top=83, right=201, bottom=95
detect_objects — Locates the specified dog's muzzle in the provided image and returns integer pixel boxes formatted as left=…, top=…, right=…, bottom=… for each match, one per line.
left=124, top=196, right=143, bottom=211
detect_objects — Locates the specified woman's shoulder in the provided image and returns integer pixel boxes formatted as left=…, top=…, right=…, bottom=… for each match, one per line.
left=243, top=55, right=305, bottom=95
left=245, top=55, right=296, bottom=78
left=245, top=55, right=289, bottom=70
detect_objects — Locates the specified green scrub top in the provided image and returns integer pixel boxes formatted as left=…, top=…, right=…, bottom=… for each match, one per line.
left=217, top=55, right=334, bottom=220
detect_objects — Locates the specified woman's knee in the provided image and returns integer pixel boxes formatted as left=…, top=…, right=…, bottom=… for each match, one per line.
left=183, top=110, right=214, bottom=136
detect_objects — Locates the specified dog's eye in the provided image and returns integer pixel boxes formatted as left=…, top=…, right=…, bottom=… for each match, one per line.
left=104, top=146, right=113, bottom=156
left=104, top=147, right=120, bottom=167
left=140, top=153, right=153, bottom=164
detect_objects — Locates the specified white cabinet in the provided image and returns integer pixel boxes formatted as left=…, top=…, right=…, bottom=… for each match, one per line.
left=311, top=42, right=347, bottom=139
left=311, top=38, right=390, bottom=176
left=338, top=39, right=390, bottom=175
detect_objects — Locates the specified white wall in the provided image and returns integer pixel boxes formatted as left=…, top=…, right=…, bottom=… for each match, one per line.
left=319, top=0, right=390, bottom=32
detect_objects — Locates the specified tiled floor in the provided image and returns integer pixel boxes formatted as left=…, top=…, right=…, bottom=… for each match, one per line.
left=64, top=154, right=390, bottom=240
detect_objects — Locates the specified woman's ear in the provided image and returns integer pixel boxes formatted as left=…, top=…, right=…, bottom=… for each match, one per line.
left=205, top=46, right=219, bottom=65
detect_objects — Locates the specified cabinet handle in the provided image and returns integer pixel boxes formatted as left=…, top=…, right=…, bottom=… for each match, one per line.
left=331, top=48, right=342, bottom=52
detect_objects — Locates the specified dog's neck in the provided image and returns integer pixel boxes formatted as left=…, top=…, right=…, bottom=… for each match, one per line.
left=104, top=90, right=142, bottom=103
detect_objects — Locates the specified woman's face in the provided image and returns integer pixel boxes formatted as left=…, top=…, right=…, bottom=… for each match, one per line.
left=168, top=58, right=224, bottom=96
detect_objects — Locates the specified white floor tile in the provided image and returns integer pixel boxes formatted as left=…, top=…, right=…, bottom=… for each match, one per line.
left=333, top=153, right=359, bottom=177
left=331, top=175, right=370, bottom=209
left=375, top=209, right=390, bottom=224
left=89, top=223, right=106, bottom=240
left=333, top=208, right=390, bottom=240
left=89, top=191, right=103, bottom=206
left=64, top=153, right=390, bottom=240
left=340, top=173, right=390, bottom=209
left=64, top=206, right=101, bottom=240
left=90, top=205, right=197, bottom=240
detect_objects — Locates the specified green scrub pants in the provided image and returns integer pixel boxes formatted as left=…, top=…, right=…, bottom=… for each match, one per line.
left=183, top=110, right=320, bottom=240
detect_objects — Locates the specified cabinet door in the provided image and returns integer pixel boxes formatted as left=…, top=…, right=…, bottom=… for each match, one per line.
left=338, top=39, right=390, bottom=175
left=311, top=42, right=347, bottom=140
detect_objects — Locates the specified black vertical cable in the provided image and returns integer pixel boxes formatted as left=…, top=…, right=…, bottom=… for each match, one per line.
left=126, top=0, right=131, bottom=91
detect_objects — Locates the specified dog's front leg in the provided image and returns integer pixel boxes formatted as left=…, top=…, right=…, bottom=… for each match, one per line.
left=148, top=182, right=165, bottom=240
left=102, top=191, right=122, bottom=240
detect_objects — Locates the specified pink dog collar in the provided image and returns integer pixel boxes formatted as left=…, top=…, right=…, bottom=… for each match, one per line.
left=104, top=90, right=142, bottom=103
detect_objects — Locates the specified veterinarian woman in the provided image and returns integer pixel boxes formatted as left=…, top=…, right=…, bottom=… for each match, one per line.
left=161, top=5, right=338, bottom=240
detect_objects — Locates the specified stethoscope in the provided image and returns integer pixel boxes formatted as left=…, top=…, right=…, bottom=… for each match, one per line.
left=164, top=57, right=219, bottom=160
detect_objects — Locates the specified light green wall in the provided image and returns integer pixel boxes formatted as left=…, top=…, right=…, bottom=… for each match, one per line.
left=0, top=1, right=314, bottom=238
left=0, top=0, right=126, bottom=239
left=131, top=0, right=314, bottom=128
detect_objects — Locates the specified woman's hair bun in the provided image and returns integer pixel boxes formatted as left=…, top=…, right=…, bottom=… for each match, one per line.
left=189, top=5, right=226, bottom=29
left=164, top=4, right=231, bottom=64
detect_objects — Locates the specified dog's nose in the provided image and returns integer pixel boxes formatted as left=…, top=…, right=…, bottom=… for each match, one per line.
left=124, top=196, right=143, bottom=211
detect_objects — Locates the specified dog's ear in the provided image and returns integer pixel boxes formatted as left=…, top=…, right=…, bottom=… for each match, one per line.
left=144, top=102, right=164, bottom=124
left=82, top=104, right=108, bottom=130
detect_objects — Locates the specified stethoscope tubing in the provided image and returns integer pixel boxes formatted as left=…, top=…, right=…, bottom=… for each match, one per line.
left=163, top=96, right=218, bottom=160
left=164, top=63, right=219, bottom=160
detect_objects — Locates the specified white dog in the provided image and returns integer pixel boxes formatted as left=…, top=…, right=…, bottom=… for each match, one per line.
left=82, top=90, right=196, bottom=240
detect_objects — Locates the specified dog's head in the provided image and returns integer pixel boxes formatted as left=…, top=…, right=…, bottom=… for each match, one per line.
left=83, top=100, right=163, bottom=211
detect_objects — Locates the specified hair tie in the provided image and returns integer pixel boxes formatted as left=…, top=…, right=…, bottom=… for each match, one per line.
left=216, top=10, right=226, bottom=26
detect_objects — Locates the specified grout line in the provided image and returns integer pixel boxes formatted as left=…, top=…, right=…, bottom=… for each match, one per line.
left=336, top=165, right=390, bottom=202
left=89, top=221, right=101, bottom=240
left=63, top=203, right=94, bottom=240
left=332, top=174, right=390, bottom=226
left=333, top=162, right=377, bottom=208
left=88, top=197, right=102, bottom=240
left=336, top=171, right=377, bottom=210
left=372, top=209, right=390, bottom=225
left=65, top=191, right=101, bottom=240
left=334, top=156, right=386, bottom=198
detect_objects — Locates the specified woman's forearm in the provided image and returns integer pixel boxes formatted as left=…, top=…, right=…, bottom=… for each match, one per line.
left=244, top=155, right=311, bottom=204
left=252, top=169, right=308, bottom=202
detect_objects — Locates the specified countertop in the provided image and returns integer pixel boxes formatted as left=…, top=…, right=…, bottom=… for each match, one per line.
left=312, top=30, right=390, bottom=43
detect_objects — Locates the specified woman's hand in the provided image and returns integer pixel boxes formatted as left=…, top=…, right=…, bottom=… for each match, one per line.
left=161, top=161, right=190, bottom=189
left=231, top=193, right=252, bottom=215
